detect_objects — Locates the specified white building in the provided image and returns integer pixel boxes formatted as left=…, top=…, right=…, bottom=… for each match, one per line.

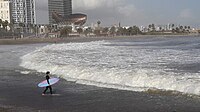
left=0, top=0, right=12, bottom=23
left=12, top=0, right=36, bottom=24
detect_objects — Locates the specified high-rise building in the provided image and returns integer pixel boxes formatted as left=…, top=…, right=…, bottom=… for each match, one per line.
left=12, top=0, right=35, bottom=24
left=48, top=0, right=72, bottom=24
left=0, top=0, right=12, bottom=23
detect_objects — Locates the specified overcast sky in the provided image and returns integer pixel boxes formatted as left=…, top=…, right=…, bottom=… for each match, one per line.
left=35, top=0, right=200, bottom=27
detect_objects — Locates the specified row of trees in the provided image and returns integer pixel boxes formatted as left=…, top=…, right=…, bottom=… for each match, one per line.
left=59, top=25, right=142, bottom=37
left=59, top=24, right=193, bottom=38
left=0, top=19, right=9, bottom=31
left=147, top=23, right=191, bottom=33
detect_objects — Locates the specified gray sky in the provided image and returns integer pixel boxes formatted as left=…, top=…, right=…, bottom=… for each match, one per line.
left=35, top=0, right=48, bottom=24
left=35, top=0, right=200, bottom=27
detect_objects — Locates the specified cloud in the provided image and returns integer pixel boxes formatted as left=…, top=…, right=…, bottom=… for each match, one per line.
left=73, top=0, right=144, bottom=26
left=73, top=0, right=123, bottom=10
left=118, top=5, right=136, bottom=17
left=35, top=0, right=200, bottom=26
left=179, top=9, right=193, bottom=19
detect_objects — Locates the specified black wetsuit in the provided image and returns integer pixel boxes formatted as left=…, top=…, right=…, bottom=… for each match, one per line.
left=43, top=75, right=53, bottom=94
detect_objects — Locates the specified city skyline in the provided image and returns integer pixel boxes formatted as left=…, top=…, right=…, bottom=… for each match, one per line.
left=36, top=0, right=200, bottom=27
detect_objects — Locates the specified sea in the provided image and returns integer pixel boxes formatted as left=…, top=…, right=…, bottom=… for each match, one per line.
left=19, top=36, right=200, bottom=96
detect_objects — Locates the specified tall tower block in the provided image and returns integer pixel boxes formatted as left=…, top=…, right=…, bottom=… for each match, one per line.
left=48, top=0, right=72, bottom=24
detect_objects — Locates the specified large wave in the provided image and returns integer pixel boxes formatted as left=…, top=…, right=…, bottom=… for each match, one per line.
left=20, top=40, right=200, bottom=95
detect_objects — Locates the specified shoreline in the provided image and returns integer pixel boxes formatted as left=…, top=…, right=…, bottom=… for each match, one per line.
left=0, top=34, right=199, bottom=45
left=0, top=37, right=115, bottom=45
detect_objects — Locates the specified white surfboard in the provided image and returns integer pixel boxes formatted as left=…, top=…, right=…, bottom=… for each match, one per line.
left=38, top=78, right=59, bottom=87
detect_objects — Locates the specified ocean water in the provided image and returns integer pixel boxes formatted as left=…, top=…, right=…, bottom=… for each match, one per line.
left=20, top=36, right=200, bottom=96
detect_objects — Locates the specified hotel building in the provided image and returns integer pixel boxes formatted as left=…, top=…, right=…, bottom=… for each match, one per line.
left=0, top=0, right=12, bottom=23
left=48, top=0, right=72, bottom=24
left=12, top=0, right=36, bottom=24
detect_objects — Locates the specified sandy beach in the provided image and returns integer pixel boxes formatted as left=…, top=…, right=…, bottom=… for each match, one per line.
left=1, top=69, right=200, bottom=112
left=0, top=34, right=198, bottom=45
left=0, top=37, right=115, bottom=45
left=1, top=36, right=200, bottom=112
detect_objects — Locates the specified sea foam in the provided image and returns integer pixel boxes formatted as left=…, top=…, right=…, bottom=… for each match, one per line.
left=20, top=40, right=200, bottom=95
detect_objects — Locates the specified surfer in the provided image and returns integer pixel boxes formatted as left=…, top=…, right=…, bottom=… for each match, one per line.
left=42, top=71, right=53, bottom=95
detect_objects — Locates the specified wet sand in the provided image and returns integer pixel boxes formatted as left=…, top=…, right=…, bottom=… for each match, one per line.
left=1, top=69, right=200, bottom=112
left=0, top=37, right=115, bottom=45
left=1, top=37, right=200, bottom=112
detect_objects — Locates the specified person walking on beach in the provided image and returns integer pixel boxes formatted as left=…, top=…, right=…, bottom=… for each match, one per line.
left=42, top=71, right=53, bottom=95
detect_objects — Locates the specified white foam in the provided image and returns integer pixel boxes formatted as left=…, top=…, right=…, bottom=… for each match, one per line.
left=20, top=71, right=31, bottom=74
left=20, top=41, right=200, bottom=95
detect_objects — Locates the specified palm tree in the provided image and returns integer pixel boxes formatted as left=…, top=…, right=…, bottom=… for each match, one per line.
left=110, top=26, right=116, bottom=36
left=8, top=19, right=15, bottom=32
left=84, top=27, right=92, bottom=36
left=102, top=27, right=109, bottom=34
left=116, top=27, right=123, bottom=35
left=97, top=20, right=101, bottom=27
left=179, top=26, right=183, bottom=32
left=94, top=29, right=100, bottom=36
left=175, top=27, right=180, bottom=33
left=60, top=26, right=72, bottom=37
left=77, top=27, right=83, bottom=34
left=148, top=24, right=152, bottom=32
left=2, top=20, right=9, bottom=31
left=0, top=19, right=2, bottom=28
left=172, top=24, right=175, bottom=28
left=184, top=26, right=187, bottom=30
left=127, top=27, right=133, bottom=35
left=29, top=24, right=36, bottom=33
left=187, top=26, right=191, bottom=29
left=151, top=24, right=156, bottom=32
left=132, top=26, right=141, bottom=35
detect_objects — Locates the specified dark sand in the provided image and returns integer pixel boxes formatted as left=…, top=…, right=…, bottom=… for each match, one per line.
left=1, top=69, right=200, bottom=112
left=1, top=37, right=200, bottom=112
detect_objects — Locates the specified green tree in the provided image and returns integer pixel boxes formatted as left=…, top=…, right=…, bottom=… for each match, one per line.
left=175, top=27, right=180, bottom=33
left=110, top=26, right=116, bottom=36
left=132, top=26, right=141, bottom=35
left=8, top=19, right=15, bottom=32
left=171, top=24, right=175, bottom=30
left=2, top=20, right=9, bottom=30
left=187, top=26, right=191, bottom=30
left=77, top=27, right=83, bottom=34
left=46, top=25, right=53, bottom=33
left=19, top=22, right=25, bottom=27
left=127, top=27, right=133, bottom=35
left=148, top=24, right=152, bottom=32
left=0, top=19, right=2, bottom=28
left=60, top=26, right=72, bottom=37
left=84, top=27, right=92, bottom=36
left=27, top=24, right=37, bottom=33
left=187, top=26, right=191, bottom=33
left=151, top=24, right=156, bottom=32
left=179, top=26, right=183, bottom=32
left=97, top=20, right=101, bottom=27
left=184, top=26, right=187, bottom=30
left=94, top=29, right=100, bottom=36
left=123, top=27, right=128, bottom=35
left=102, top=27, right=109, bottom=34
left=116, top=27, right=124, bottom=35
